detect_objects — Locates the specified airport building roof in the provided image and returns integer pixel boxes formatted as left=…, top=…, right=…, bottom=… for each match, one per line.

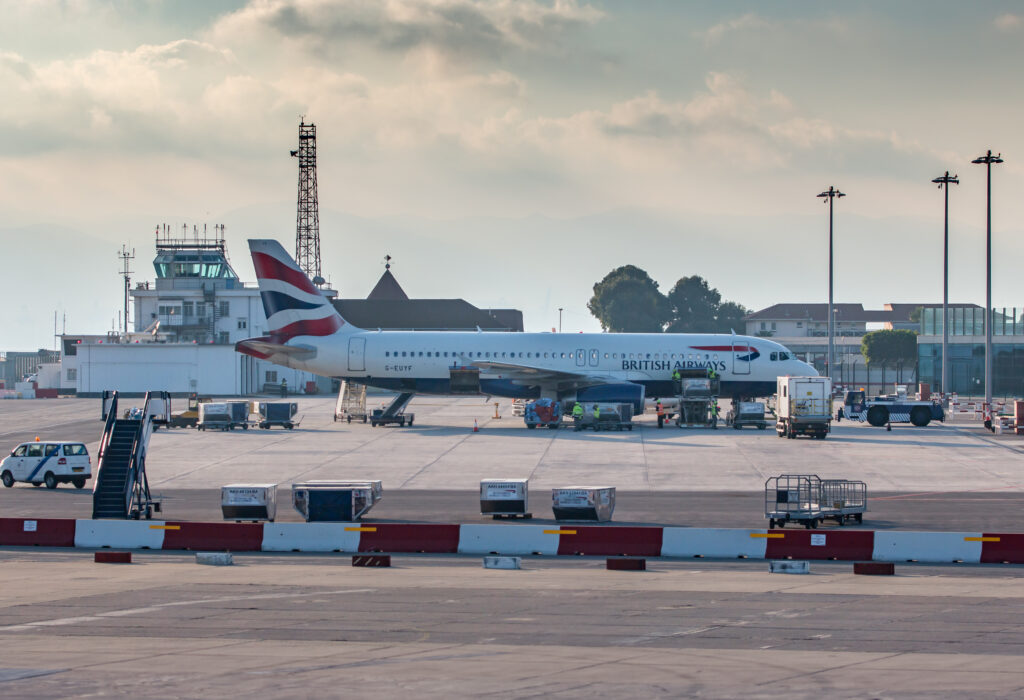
left=745, top=302, right=981, bottom=324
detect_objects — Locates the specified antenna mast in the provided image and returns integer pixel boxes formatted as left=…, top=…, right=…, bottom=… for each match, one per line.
left=292, top=119, right=323, bottom=285
left=118, top=244, right=135, bottom=333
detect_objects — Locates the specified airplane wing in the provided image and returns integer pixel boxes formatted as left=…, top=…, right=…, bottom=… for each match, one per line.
left=235, top=338, right=317, bottom=367
left=466, top=359, right=621, bottom=390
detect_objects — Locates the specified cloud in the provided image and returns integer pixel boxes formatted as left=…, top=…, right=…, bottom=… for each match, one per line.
left=703, top=13, right=773, bottom=45
left=700, top=12, right=848, bottom=46
left=994, top=13, right=1022, bottom=31
left=209, top=0, right=603, bottom=62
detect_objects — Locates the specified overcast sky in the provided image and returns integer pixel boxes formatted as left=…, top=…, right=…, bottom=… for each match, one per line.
left=2, top=0, right=1023, bottom=350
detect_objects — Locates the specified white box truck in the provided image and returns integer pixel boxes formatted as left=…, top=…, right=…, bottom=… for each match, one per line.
left=776, top=376, right=832, bottom=440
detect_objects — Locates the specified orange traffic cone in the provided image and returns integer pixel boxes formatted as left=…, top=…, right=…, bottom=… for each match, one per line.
left=473, top=419, right=479, bottom=432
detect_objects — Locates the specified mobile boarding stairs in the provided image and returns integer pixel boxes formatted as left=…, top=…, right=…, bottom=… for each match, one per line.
left=94, top=391, right=168, bottom=520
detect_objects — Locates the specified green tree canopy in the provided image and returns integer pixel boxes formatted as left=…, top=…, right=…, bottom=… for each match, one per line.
left=587, top=265, right=671, bottom=332
left=665, top=275, right=748, bottom=333
left=861, top=329, right=918, bottom=368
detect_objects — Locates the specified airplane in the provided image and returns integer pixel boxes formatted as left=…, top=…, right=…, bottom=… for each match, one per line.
left=236, top=239, right=818, bottom=412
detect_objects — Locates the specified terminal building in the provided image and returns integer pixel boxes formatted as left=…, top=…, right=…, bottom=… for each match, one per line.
left=58, top=226, right=522, bottom=397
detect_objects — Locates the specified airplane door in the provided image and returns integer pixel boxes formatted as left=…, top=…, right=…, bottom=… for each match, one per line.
left=589, top=348, right=599, bottom=367
left=576, top=348, right=586, bottom=367
left=348, top=337, right=366, bottom=372
left=732, top=338, right=751, bottom=375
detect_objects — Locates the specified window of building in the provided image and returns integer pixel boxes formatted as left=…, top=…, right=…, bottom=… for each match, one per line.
left=219, top=301, right=230, bottom=317
left=237, top=318, right=247, bottom=330
left=66, top=368, right=77, bottom=381
left=760, top=322, right=766, bottom=330
left=182, top=301, right=194, bottom=316
left=266, top=370, right=278, bottom=383
left=771, top=322, right=777, bottom=330
left=218, top=332, right=230, bottom=344
left=796, top=322, right=802, bottom=328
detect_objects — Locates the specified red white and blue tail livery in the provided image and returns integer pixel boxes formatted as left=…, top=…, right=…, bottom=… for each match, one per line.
left=236, top=239, right=816, bottom=401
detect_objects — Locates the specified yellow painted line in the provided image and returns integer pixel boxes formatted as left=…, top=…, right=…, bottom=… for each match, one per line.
left=750, top=533, right=785, bottom=539
left=345, top=527, right=377, bottom=532
left=149, top=525, right=180, bottom=530
left=544, top=529, right=576, bottom=535
left=965, top=536, right=1000, bottom=542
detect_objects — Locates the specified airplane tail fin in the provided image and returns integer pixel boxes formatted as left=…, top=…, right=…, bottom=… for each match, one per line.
left=247, top=239, right=357, bottom=342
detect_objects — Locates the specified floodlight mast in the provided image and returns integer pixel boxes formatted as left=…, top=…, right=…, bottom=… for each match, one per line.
left=931, top=171, right=958, bottom=399
left=817, top=186, right=845, bottom=383
left=970, top=150, right=1003, bottom=423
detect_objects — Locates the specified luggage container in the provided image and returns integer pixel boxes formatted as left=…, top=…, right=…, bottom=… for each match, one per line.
left=524, top=398, right=562, bottom=429
left=227, top=401, right=252, bottom=430
left=480, top=479, right=531, bottom=519
left=221, top=483, right=277, bottom=522
left=198, top=402, right=233, bottom=431
left=765, top=474, right=867, bottom=529
left=728, top=401, right=767, bottom=430
left=302, top=480, right=383, bottom=505
left=574, top=403, right=633, bottom=432
left=552, top=486, right=616, bottom=522
left=258, top=402, right=298, bottom=429
left=292, top=482, right=376, bottom=521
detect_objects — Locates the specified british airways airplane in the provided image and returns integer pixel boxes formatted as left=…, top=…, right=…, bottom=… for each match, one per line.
left=236, top=240, right=816, bottom=409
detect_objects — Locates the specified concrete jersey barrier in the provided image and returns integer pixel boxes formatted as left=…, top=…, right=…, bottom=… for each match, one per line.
left=2, top=518, right=1024, bottom=565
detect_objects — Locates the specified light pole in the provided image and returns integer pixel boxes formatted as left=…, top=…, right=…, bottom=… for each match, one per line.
left=817, top=186, right=845, bottom=380
left=932, top=171, right=958, bottom=398
left=971, top=150, right=1003, bottom=418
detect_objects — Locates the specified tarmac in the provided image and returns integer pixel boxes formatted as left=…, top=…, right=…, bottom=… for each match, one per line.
left=3, top=396, right=1024, bottom=697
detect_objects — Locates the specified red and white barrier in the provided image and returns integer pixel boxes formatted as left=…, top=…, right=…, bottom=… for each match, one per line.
left=3, top=518, right=1024, bottom=565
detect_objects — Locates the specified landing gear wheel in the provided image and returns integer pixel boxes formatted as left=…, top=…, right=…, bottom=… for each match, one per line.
left=910, top=406, right=931, bottom=427
left=72, top=477, right=86, bottom=489
left=866, top=405, right=889, bottom=427
left=527, top=423, right=537, bottom=429
left=44, top=472, right=58, bottom=490
left=1, top=471, right=13, bottom=488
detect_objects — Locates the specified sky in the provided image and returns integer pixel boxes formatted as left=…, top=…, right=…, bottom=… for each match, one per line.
left=2, top=0, right=1024, bottom=350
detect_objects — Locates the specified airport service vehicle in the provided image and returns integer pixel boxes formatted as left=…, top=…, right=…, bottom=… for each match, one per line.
left=727, top=401, right=767, bottom=430
left=168, top=394, right=210, bottom=429
left=524, top=398, right=562, bottom=429
left=776, top=376, right=832, bottom=440
left=765, top=474, right=867, bottom=529
left=1, top=441, right=91, bottom=489
left=234, top=240, right=816, bottom=419
left=843, top=386, right=944, bottom=427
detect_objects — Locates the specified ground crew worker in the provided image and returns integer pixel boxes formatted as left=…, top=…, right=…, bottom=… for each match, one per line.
left=672, top=369, right=681, bottom=382
left=572, top=401, right=584, bottom=426
left=281, top=378, right=288, bottom=397
left=592, top=404, right=600, bottom=423
left=708, top=367, right=718, bottom=380
left=710, top=401, right=719, bottom=424
left=656, top=400, right=665, bottom=429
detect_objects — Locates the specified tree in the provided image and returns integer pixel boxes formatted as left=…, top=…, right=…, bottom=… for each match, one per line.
left=861, top=329, right=918, bottom=385
left=665, top=275, right=748, bottom=333
left=587, top=265, right=670, bottom=332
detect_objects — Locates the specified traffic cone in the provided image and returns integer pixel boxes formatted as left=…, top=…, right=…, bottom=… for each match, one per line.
left=473, top=419, right=479, bottom=432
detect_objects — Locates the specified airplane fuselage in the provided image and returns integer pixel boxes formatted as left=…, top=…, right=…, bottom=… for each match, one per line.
left=284, top=329, right=815, bottom=399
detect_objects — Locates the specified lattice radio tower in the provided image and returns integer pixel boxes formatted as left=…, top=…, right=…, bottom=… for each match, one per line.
left=291, top=119, right=323, bottom=285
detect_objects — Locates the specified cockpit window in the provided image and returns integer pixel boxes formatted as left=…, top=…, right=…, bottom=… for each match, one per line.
left=770, top=352, right=778, bottom=361
left=779, top=351, right=790, bottom=360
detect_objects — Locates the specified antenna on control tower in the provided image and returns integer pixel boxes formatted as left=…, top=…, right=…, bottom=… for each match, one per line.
left=292, top=118, right=324, bottom=286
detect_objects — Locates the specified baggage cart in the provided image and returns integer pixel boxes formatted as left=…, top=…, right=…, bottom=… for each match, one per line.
left=480, top=479, right=531, bottom=519
left=765, top=474, right=867, bottom=529
left=574, top=403, right=633, bottom=432
left=369, top=408, right=414, bottom=427
left=258, top=402, right=299, bottom=429
left=227, top=401, right=252, bottom=430
left=552, top=486, right=615, bottom=522
left=221, top=484, right=277, bottom=522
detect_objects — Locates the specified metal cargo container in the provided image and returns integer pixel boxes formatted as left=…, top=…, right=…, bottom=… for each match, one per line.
left=552, top=486, right=616, bottom=522
left=302, top=480, right=383, bottom=505
left=227, top=401, right=251, bottom=429
left=480, top=479, right=530, bottom=518
left=258, top=402, right=298, bottom=429
left=292, top=482, right=375, bottom=521
left=198, top=402, right=232, bottom=431
left=221, top=483, right=277, bottom=522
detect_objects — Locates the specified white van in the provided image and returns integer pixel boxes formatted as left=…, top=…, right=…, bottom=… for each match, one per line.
left=1, top=441, right=91, bottom=489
